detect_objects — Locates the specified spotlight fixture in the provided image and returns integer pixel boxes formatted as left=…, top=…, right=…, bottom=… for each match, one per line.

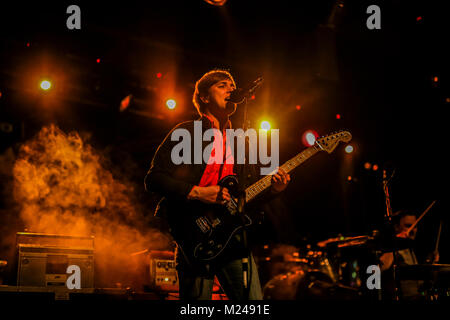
left=203, top=0, right=227, bottom=6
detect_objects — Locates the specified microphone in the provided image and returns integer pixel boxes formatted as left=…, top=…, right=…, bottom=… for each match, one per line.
left=226, top=77, right=263, bottom=104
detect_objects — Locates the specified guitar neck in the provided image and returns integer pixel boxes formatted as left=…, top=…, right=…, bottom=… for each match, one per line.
left=245, top=145, right=320, bottom=203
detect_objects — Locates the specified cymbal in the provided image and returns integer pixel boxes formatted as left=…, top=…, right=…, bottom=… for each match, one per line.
left=398, top=264, right=450, bottom=280
left=317, top=235, right=370, bottom=248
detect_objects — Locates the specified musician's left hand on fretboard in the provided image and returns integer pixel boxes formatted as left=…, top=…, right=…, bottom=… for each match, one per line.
left=270, top=167, right=290, bottom=193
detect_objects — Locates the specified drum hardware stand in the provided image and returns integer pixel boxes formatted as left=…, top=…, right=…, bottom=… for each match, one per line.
left=382, top=168, right=401, bottom=301
left=425, top=219, right=442, bottom=300
left=429, top=219, right=442, bottom=264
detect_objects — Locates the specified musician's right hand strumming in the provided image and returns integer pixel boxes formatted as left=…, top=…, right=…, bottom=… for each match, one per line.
left=187, top=185, right=231, bottom=205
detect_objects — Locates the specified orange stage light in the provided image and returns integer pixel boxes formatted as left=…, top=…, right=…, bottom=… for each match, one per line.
left=372, top=164, right=379, bottom=171
left=204, top=0, right=227, bottom=6
left=120, top=95, right=132, bottom=112
left=364, top=162, right=372, bottom=170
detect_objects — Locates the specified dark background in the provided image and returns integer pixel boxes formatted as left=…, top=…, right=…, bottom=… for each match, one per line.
left=0, top=0, right=448, bottom=264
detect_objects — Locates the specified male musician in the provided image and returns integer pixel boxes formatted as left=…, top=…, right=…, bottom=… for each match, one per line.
left=145, top=69, right=290, bottom=300
left=379, top=210, right=439, bottom=299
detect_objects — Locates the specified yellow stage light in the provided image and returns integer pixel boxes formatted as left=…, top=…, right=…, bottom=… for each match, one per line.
left=40, top=80, right=52, bottom=91
left=260, top=121, right=271, bottom=131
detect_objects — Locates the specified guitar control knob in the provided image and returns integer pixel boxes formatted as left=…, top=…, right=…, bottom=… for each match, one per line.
left=207, top=250, right=213, bottom=256
left=216, top=244, right=222, bottom=250
left=208, top=240, right=215, bottom=246
left=199, top=246, right=204, bottom=251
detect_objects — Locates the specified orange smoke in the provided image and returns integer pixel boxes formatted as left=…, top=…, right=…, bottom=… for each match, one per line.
left=12, top=124, right=172, bottom=289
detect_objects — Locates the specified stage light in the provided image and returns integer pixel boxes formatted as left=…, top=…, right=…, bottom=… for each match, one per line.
left=260, top=121, right=271, bottom=131
left=26, top=42, right=30, bottom=47
left=364, top=162, right=372, bottom=170
left=166, top=99, right=176, bottom=110
left=40, top=80, right=52, bottom=91
left=96, top=58, right=101, bottom=64
left=296, top=105, right=301, bottom=110
left=416, top=16, right=422, bottom=21
left=203, top=0, right=227, bottom=6
left=446, top=98, right=450, bottom=103
left=336, top=114, right=341, bottom=119
left=345, top=145, right=354, bottom=153
left=156, top=72, right=162, bottom=78
left=347, top=176, right=352, bottom=181
left=306, top=133, right=316, bottom=146
left=120, top=95, right=132, bottom=112
left=302, top=130, right=318, bottom=147
left=433, top=76, right=438, bottom=83
left=372, top=164, right=379, bottom=171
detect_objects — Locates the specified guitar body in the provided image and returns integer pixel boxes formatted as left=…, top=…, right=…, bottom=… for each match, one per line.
left=170, top=175, right=253, bottom=265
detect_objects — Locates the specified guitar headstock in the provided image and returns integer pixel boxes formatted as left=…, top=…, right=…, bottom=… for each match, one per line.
left=315, top=131, right=352, bottom=154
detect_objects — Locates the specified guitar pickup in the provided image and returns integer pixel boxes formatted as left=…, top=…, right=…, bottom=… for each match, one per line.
left=195, top=217, right=211, bottom=234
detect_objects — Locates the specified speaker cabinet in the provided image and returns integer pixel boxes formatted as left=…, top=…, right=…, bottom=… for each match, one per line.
left=16, top=233, right=94, bottom=289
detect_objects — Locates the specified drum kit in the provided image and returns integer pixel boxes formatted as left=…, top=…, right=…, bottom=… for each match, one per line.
left=258, top=230, right=450, bottom=301
left=259, top=175, right=448, bottom=301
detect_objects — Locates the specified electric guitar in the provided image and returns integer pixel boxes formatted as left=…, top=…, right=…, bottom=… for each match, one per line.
left=171, top=130, right=352, bottom=264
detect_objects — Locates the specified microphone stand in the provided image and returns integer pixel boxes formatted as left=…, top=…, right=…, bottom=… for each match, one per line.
left=237, top=96, right=251, bottom=300
left=230, top=77, right=263, bottom=300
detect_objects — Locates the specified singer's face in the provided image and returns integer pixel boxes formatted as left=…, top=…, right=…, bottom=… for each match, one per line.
left=205, top=79, right=237, bottom=116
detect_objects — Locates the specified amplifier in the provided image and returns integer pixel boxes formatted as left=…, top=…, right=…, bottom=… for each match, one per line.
left=148, top=250, right=178, bottom=292
left=16, top=232, right=94, bottom=289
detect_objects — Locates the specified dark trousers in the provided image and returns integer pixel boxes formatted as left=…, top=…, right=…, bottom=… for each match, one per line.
left=176, top=250, right=263, bottom=300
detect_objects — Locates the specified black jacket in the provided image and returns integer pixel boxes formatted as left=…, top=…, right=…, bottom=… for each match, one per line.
left=144, top=116, right=275, bottom=227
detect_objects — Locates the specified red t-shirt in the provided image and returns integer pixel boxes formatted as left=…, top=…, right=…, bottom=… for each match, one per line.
left=197, top=115, right=235, bottom=187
